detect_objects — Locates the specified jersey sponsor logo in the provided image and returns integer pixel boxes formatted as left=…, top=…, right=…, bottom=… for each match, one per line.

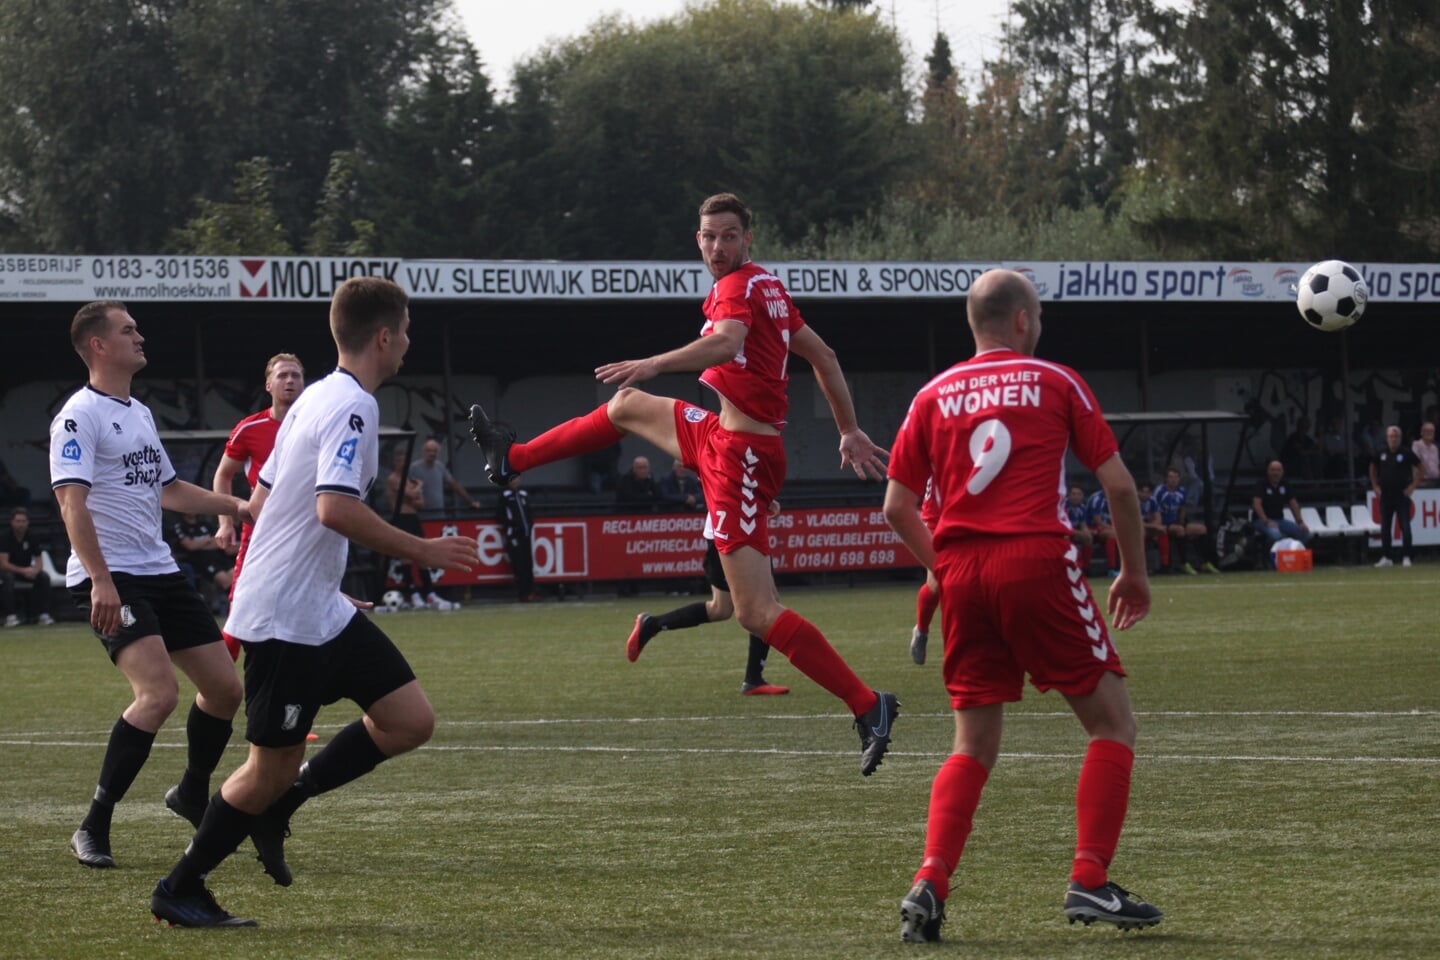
left=334, top=437, right=358, bottom=469
left=63, top=418, right=78, bottom=433
left=348, top=413, right=365, bottom=432
left=61, top=438, right=82, bottom=461
left=682, top=406, right=707, bottom=423
left=121, top=445, right=164, bottom=487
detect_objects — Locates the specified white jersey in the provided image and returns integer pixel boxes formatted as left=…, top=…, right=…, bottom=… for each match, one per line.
left=49, top=386, right=179, bottom=586
left=226, top=368, right=379, bottom=646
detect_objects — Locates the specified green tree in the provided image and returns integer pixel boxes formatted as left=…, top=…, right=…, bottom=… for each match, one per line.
left=350, top=29, right=498, bottom=256
left=306, top=152, right=377, bottom=257
left=0, top=0, right=474, bottom=253
left=170, top=157, right=293, bottom=255
left=1127, top=0, right=1440, bottom=259
left=487, top=0, right=911, bottom=258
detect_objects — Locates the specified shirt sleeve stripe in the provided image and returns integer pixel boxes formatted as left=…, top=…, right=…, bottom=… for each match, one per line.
left=51, top=478, right=92, bottom=489
left=315, top=484, right=361, bottom=498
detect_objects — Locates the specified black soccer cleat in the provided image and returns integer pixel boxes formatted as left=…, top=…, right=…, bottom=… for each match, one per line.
left=1063, top=880, right=1163, bottom=930
left=69, top=827, right=115, bottom=869
left=164, top=785, right=205, bottom=829
left=150, top=878, right=257, bottom=928
left=910, top=627, right=928, bottom=666
left=899, top=879, right=946, bottom=943
left=855, top=690, right=900, bottom=776
left=250, top=810, right=293, bottom=887
left=626, top=613, right=656, bottom=662
left=468, top=404, right=519, bottom=486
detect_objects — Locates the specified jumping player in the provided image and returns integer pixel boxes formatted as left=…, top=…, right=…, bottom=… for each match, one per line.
left=884, top=269, right=1161, bottom=942
left=471, top=192, right=898, bottom=775
left=908, top=478, right=941, bottom=666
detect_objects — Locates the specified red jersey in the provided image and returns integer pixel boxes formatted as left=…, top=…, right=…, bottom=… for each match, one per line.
left=888, top=349, right=1118, bottom=548
left=698, top=261, right=805, bottom=427
left=224, top=409, right=282, bottom=488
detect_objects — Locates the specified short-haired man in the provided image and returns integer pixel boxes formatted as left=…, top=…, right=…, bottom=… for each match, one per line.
left=0, top=506, right=54, bottom=626
left=1371, top=425, right=1420, bottom=568
left=1250, top=460, right=1312, bottom=551
left=150, top=278, right=477, bottom=927
left=471, top=192, right=899, bottom=776
left=213, top=353, right=305, bottom=659
left=885, top=270, right=1160, bottom=942
left=50, top=300, right=250, bottom=869
left=408, top=437, right=478, bottom=513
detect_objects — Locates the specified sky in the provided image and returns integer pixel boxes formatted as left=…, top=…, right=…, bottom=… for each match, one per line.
left=454, top=0, right=1016, bottom=95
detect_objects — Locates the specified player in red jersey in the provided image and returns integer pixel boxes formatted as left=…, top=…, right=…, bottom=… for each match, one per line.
left=213, top=353, right=304, bottom=660
left=883, top=270, right=1161, bottom=942
left=908, top=478, right=941, bottom=666
left=471, top=193, right=899, bottom=775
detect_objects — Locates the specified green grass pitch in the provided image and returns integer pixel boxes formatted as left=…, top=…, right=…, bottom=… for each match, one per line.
left=1, top=566, right=1437, bottom=959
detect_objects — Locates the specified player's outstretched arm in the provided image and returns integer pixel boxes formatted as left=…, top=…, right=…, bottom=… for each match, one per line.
left=315, top=493, right=477, bottom=572
left=595, top=322, right=744, bottom=389
left=1095, top=455, right=1150, bottom=631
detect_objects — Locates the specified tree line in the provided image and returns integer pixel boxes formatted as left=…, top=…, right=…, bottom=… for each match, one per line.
left=0, top=0, right=1435, bottom=262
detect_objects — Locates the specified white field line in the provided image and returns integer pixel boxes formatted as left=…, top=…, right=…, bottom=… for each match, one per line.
left=3, top=707, right=1437, bottom=764
left=2, top=708, right=1436, bottom=739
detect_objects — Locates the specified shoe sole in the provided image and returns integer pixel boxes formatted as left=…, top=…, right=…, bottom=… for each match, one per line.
left=626, top=614, right=647, bottom=662
left=741, top=684, right=789, bottom=696
left=899, top=899, right=942, bottom=943
left=1064, top=906, right=1163, bottom=930
left=859, top=693, right=900, bottom=776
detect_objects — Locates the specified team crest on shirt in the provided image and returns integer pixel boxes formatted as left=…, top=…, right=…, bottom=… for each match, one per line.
left=334, top=437, right=357, bottom=469
left=61, top=439, right=82, bottom=461
left=682, top=406, right=708, bottom=423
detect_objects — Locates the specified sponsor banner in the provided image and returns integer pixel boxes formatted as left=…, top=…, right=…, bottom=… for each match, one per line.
left=1365, top=489, right=1440, bottom=548
left=4, top=254, right=1440, bottom=303
left=416, top=507, right=917, bottom=585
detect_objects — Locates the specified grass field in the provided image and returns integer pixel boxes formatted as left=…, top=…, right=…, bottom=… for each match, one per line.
left=2, top=566, right=1437, bottom=959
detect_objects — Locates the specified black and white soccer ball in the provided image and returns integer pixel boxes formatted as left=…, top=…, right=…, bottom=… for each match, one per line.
left=1295, top=259, right=1368, bottom=332
left=380, top=589, right=406, bottom=613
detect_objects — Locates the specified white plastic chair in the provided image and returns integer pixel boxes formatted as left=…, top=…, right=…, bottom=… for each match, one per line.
left=1349, top=504, right=1381, bottom=535
left=1300, top=507, right=1335, bottom=536
left=1324, top=506, right=1357, bottom=535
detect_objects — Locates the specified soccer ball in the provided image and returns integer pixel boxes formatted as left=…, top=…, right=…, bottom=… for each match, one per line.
left=1295, top=259, right=1368, bottom=332
left=380, top=590, right=406, bottom=613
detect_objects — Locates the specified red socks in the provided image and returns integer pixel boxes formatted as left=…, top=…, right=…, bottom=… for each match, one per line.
left=915, top=582, right=939, bottom=633
left=763, top=609, right=875, bottom=715
left=1071, top=739, right=1134, bottom=889
left=914, top=753, right=990, bottom=902
left=509, top=405, right=624, bottom=474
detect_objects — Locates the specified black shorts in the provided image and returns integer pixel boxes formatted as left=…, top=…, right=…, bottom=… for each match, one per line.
left=242, top=612, right=417, bottom=748
left=71, top=571, right=224, bottom=662
left=703, top=539, right=729, bottom=592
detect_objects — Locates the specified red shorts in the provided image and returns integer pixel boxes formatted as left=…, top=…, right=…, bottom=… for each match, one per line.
left=672, top=401, right=785, bottom=555
left=935, top=535, right=1125, bottom=709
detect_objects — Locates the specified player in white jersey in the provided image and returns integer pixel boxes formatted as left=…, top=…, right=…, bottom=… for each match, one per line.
left=151, top=278, right=478, bottom=928
left=50, top=301, right=251, bottom=870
